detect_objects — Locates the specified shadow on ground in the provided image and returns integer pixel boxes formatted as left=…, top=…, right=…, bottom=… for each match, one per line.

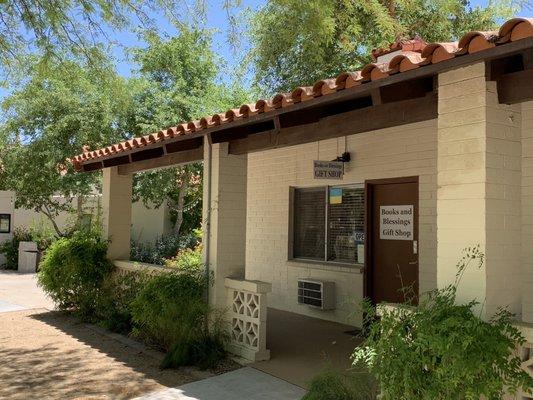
left=0, top=309, right=209, bottom=399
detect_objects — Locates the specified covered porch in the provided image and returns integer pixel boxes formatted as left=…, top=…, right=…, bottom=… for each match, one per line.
left=254, top=308, right=360, bottom=389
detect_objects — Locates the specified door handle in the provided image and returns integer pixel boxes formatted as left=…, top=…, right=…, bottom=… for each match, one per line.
left=408, top=261, right=418, bottom=265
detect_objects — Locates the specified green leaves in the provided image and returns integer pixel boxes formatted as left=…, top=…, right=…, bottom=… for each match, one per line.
left=0, top=60, right=129, bottom=234
left=250, top=0, right=519, bottom=94
left=353, top=248, right=533, bottom=399
left=37, top=231, right=113, bottom=319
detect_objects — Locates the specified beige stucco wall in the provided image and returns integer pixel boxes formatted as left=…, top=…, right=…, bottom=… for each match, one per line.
left=0, top=189, right=171, bottom=264
left=0, top=191, right=15, bottom=265
left=131, top=201, right=172, bottom=244
left=245, top=119, right=438, bottom=326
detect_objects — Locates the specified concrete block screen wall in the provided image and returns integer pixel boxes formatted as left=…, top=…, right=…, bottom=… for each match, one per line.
left=245, top=119, right=438, bottom=327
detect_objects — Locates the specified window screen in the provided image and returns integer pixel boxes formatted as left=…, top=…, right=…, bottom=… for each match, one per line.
left=292, top=185, right=364, bottom=265
left=327, top=186, right=365, bottom=263
left=293, top=187, right=326, bottom=260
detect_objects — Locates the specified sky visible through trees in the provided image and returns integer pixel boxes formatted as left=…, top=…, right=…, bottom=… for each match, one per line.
left=1, top=0, right=529, bottom=102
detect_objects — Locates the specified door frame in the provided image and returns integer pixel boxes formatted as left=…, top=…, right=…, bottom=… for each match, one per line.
left=364, top=176, right=419, bottom=305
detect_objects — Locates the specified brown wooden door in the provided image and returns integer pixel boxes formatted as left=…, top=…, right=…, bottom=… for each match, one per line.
left=366, top=177, right=419, bottom=305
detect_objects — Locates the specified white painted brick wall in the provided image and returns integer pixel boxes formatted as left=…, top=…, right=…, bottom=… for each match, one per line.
left=204, top=142, right=248, bottom=308
left=102, top=166, right=132, bottom=260
left=245, top=120, right=437, bottom=326
left=522, top=101, right=533, bottom=323
left=437, top=63, right=522, bottom=318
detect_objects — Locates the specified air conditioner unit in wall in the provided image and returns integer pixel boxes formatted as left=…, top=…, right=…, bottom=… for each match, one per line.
left=297, top=279, right=335, bottom=310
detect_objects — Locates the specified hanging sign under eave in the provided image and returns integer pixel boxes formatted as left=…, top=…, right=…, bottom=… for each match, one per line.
left=313, top=161, right=343, bottom=180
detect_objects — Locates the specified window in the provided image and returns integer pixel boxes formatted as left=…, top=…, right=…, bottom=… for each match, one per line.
left=293, top=187, right=326, bottom=260
left=291, top=185, right=364, bottom=265
left=0, top=214, right=11, bottom=233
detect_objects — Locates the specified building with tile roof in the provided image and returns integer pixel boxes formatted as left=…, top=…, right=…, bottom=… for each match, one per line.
left=69, top=17, right=533, bottom=393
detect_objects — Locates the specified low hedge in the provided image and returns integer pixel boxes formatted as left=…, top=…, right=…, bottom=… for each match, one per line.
left=130, top=271, right=227, bottom=369
left=38, top=232, right=227, bottom=370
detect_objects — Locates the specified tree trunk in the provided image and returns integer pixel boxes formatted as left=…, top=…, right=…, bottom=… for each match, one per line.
left=39, top=205, right=64, bottom=237
left=173, top=168, right=190, bottom=236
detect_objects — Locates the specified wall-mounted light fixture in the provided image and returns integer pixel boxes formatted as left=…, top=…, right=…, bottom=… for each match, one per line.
left=333, top=152, right=351, bottom=163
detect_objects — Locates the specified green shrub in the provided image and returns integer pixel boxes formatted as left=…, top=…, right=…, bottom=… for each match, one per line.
left=0, top=227, right=32, bottom=269
left=162, top=308, right=228, bottom=370
left=28, top=221, right=57, bottom=251
left=96, top=271, right=149, bottom=334
left=130, top=232, right=200, bottom=265
left=130, top=271, right=227, bottom=369
left=37, top=231, right=113, bottom=320
left=164, top=243, right=203, bottom=271
left=353, top=246, right=533, bottom=400
left=303, top=369, right=378, bottom=400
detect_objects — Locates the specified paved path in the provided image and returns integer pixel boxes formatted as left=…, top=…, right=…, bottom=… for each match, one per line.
left=133, top=367, right=306, bottom=400
left=0, top=299, right=26, bottom=313
left=0, top=271, right=54, bottom=310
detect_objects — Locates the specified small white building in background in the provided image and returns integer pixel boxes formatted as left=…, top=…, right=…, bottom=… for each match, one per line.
left=0, top=190, right=172, bottom=265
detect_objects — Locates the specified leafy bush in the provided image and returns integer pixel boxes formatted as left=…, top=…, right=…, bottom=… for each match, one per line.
left=28, top=221, right=57, bottom=251
left=164, top=243, right=203, bottom=272
left=303, top=369, right=378, bottom=400
left=162, top=308, right=228, bottom=370
left=353, top=246, right=533, bottom=400
left=38, top=228, right=227, bottom=370
left=38, top=231, right=113, bottom=320
left=130, top=231, right=200, bottom=265
left=130, top=270, right=227, bottom=369
left=96, top=271, right=149, bottom=334
left=0, top=227, right=32, bottom=269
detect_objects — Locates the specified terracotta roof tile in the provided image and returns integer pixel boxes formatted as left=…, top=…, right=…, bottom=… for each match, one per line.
left=421, top=42, right=458, bottom=64
left=312, top=78, right=338, bottom=96
left=335, top=71, right=362, bottom=89
left=372, top=37, right=427, bottom=60
left=388, top=51, right=423, bottom=73
left=499, top=17, right=533, bottom=42
left=457, top=31, right=498, bottom=55
left=291, top=86, right=314, bottom=103
left=272, top=93, right=292, bottom=108
left=255, top=98, right=274, bottom=113
left=239, top=103, right=259, bottom=117
left=69, top=17, right=533, bottom=171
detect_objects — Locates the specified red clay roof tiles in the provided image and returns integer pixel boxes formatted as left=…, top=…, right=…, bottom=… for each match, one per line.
left=70, top=17, right=533, bottom=171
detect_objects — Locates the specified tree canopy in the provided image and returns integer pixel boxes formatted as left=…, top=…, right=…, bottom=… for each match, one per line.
left=130, top=28, right=250, bottom=235
left=250, top=0, right=523, bottom=93
left=0, top=0, right=186, bottom=74
left=0, top=59, right=130, bottom=234
left=0, top=27, right=251, bottom=236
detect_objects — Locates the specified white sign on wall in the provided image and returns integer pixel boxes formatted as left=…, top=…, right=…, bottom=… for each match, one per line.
left=380, top=205, right=413, bottom=241
left=313, top=161, right=343, bottom=180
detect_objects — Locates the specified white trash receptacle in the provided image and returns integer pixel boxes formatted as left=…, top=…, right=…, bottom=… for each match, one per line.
left=18, top=241, right=39, bottom=273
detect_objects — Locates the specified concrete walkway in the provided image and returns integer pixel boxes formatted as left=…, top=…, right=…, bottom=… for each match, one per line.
left=0, top=299, right=26, bottom=313
left=0, top=271, right=54, bottom=310
left=133, top=367, right=306, bottom=400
